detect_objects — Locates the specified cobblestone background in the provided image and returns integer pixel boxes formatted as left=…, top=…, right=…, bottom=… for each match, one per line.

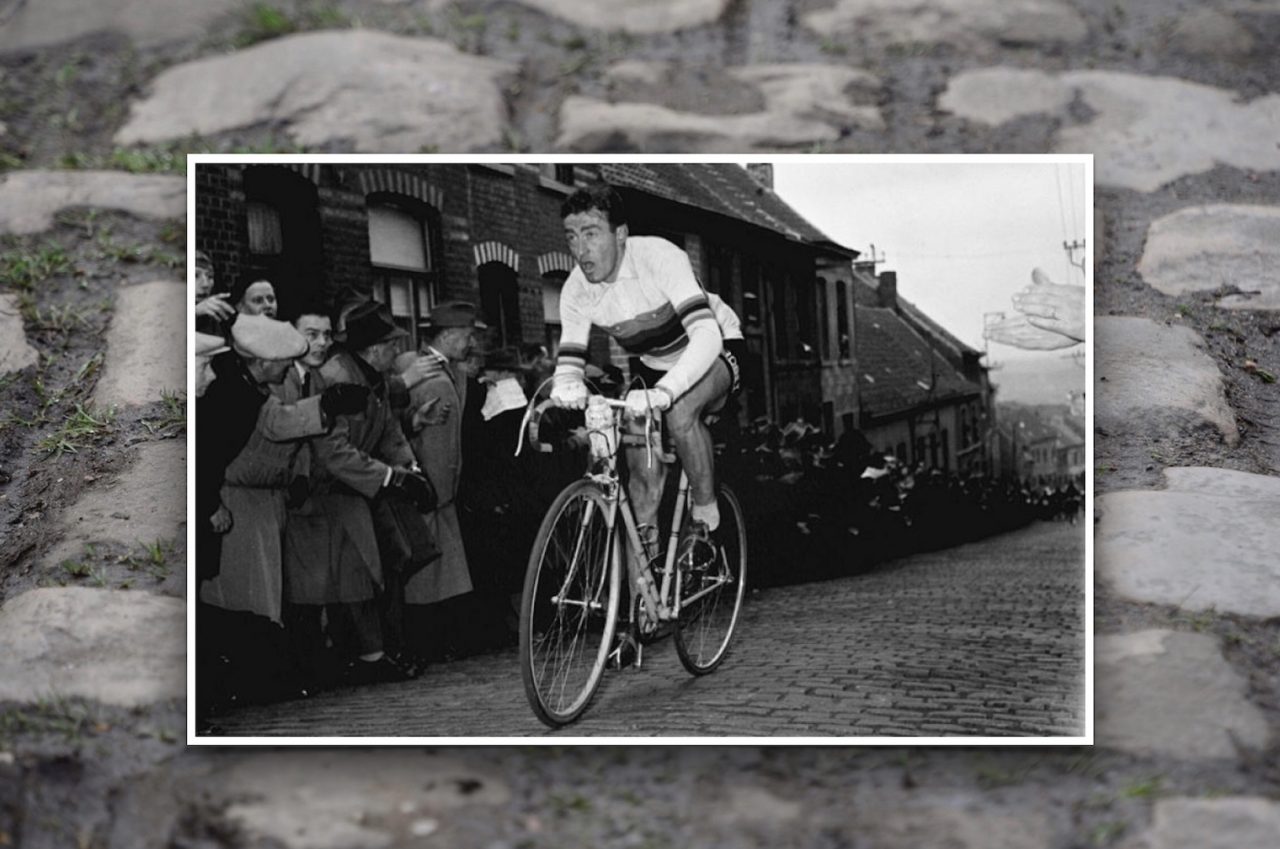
left=0, top=0, right=1278, bottom=847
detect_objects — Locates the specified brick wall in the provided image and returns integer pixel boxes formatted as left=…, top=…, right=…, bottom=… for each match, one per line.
left=193, top=164, right=246, bottom=297
left=315, top=187, right=372, bottom=307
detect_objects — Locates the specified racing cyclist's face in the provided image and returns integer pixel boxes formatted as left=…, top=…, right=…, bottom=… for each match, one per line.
left=564, top=208, right=627, bottom=284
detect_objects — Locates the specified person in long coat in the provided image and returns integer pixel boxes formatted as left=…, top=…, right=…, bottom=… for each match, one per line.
left=197, top=315, right=314, bottom=710
left=199, top=316, right=310, bottom=624
left=398, top=302, right=491, bottom=659
left=400, top=303, right=482, bottom=605
left=320, top=301, right=433, bottom=665
left=279, top=307, right=413, bottom=684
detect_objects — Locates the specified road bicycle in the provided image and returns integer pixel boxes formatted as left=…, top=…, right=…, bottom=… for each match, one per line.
left=516, top=393, right=747, bottom=728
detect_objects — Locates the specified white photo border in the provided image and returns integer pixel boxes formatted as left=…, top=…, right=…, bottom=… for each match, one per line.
left=186, top=152, right=1094, bottom=747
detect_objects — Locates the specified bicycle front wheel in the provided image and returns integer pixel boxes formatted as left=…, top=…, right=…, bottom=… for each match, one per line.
left=675, top=484, right=747, bottom=675
left=519, top=479, right=621, bottom=727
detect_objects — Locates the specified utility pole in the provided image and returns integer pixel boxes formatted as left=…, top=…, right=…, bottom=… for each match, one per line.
left=1063, top=239, right=1086, bottom=277
left=865, top=244, right=886, bottom=272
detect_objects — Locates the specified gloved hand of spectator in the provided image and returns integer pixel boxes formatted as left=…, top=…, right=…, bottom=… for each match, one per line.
left=624, top=387, right=672, bottom=418
left=286, top=475, right=310, bottom=508
left=320, top=383, right=370, bottom=417
left=210, top=503, right=233, bottom=534
left=550, top=378, right=588, bottom=410
left=388, top=467, right=437, bottom=513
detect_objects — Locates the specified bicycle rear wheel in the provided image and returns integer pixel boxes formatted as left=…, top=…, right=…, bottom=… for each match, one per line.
left=519, top=479, right=621, bottom=727
left=675, top=484, right=747, bottom=675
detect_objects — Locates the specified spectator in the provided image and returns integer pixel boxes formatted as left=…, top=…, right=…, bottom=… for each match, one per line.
left=399, top=302, right=485, bottom=660
left=200, top=314, right=309, bottom=620
left=321, top=300, right=434, bottom=669
left=234, top=278, right=279, bottom=319
left=194, top=250, right=234, bottom=333
left=197, top=313, right=309, bottom=706
left=279, top=306, right=408, bottom=687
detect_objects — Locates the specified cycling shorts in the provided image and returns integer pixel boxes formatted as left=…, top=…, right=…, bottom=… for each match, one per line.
left=631, top=338, right=744, bottom=403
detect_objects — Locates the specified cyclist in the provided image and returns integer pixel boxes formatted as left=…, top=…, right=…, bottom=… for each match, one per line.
left=550, top=184, right=744, bottom=572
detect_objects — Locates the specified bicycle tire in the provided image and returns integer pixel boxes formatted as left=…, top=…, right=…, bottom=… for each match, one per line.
left=675, top=484, right=747, bottom=675
left=519, top=479, right=621, bottom=727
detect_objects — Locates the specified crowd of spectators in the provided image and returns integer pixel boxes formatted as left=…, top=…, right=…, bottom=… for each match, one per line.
left=715, top=418, right=1085, bottom=587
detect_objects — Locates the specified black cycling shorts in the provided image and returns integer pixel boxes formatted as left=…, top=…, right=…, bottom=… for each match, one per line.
left=630, top=338, right=745, bottom=403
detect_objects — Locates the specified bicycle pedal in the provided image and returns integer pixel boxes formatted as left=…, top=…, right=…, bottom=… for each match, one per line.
left=607, top=636, right=642, bottom=670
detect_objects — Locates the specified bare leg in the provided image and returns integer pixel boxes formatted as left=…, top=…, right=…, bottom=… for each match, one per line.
left=663, top=359, right=732, bottom=513
left=624, top=433, right=667, bottom=531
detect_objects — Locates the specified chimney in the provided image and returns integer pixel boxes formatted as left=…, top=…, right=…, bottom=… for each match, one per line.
left=746, top=163, right=773, bottom=190
left=877, top=271, right=897, bottom=309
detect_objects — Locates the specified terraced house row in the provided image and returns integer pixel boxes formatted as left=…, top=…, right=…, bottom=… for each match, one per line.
left=195, top=160, right=996, bottom=473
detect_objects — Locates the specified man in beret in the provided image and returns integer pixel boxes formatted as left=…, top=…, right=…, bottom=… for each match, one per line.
left=196, top=314, right=370, bottom=710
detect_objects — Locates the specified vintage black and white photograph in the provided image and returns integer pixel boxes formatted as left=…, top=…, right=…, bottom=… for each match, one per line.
left=189, top=155, right=1090, bottom=742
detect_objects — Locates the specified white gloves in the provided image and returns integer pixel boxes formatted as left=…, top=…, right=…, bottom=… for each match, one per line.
left=550, top=378, right=589, bottom=410
left=624, top=388, right=673, bottom=418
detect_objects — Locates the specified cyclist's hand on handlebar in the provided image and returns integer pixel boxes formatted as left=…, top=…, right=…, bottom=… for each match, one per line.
left=550, top=379, right=588, bottom=410
left=624, top=388, right=672, bottom=418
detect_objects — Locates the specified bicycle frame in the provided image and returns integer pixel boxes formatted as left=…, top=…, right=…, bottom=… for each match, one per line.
left=585, top=398, right=689, bottom=628
left=518, top=391, right=747, bottom=723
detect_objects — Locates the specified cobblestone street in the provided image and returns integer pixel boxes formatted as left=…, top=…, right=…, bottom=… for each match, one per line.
left=208, top=520, right=1085, bottom=739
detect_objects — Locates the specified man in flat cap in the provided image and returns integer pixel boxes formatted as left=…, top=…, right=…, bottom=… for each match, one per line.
left=321, top=300, right=435, bottom=676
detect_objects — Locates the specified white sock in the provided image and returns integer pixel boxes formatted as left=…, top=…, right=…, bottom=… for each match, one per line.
left=691, top=501, right=720, bottom=531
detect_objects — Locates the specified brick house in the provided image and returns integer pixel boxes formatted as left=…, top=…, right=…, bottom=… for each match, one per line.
left=194, top=160, right=989, bottom=461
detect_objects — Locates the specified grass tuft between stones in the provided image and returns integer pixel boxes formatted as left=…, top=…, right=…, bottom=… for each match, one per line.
left=233, top=1, right=353, bottom=49
left=35, top=403, right=117, bottom=457
left=0, top=244, right=72, bottom=292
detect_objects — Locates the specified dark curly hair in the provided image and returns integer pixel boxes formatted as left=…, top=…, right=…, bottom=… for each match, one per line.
left=560, top=183, right=628, bottom=229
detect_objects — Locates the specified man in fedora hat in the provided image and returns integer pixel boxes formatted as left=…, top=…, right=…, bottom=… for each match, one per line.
left=398, top=301, right=486, bottom=662
left=321, top=299, right=435, bottom=675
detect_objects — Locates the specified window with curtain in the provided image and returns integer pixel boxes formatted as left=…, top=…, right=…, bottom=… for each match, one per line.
left=247, top=201, right=283, bottom=255
left=368, top=199, right=439, bottom=343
